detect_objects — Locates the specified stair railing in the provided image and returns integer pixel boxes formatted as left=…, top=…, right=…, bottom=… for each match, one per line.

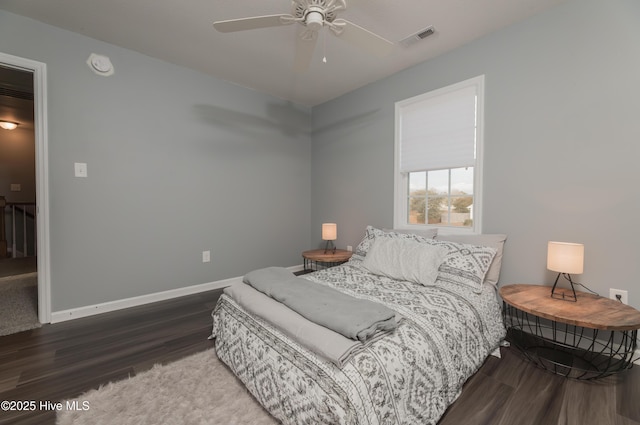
left=0, top=196, right=37, bottom=258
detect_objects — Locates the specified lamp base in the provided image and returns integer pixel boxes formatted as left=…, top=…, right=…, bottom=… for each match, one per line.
left=324, top=240, right=336, bottom=254
left=550, top=273, right=577, bottom=302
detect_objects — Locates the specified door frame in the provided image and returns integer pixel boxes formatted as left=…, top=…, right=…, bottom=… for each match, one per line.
left=0, top=51, right=51, bottom=323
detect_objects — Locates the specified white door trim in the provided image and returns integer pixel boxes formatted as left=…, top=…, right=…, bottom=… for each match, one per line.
left=0, top=51, right=51, bottom=323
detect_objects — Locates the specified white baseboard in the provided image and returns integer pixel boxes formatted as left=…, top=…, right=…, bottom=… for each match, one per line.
left=50, top=264, right=303, bottom=323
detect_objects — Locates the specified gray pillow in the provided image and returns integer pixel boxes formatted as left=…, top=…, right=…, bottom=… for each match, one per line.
left=361, top=237, right=448, bottom=286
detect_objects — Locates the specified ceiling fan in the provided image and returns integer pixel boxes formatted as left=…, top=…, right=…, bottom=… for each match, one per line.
left=213, top=0, right=394, bottom=72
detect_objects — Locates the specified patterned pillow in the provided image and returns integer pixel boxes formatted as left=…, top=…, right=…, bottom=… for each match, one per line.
left=426, top=239, right=497, bottom=293
left=383, top=228, right=439, bottom=239
left=435, top=234, right=507, bottom=286
left=353, top=226, right=437, bottom=261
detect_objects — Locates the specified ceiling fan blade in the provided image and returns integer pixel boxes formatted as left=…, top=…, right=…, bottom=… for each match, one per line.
left=294, top=33, right=318, bottom=73
left=213, top=14, right=293, bottom=33
left=332, top=19, right=393, bottom=57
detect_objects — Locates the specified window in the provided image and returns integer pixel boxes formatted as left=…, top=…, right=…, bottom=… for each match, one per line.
left=394, top=76, right=484, bottom=233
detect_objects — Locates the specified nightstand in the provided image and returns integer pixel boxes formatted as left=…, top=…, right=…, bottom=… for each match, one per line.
left=500, top=284, right=640, bottom=379
left=301, top=249, right=352, bottom=273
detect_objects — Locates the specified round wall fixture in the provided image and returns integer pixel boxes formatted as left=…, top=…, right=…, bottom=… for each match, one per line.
left=87, top=53, right=114, bottom=76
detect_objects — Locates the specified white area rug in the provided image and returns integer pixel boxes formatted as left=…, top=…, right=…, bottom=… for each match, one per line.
left=57, top=349, right=280, bottom=425
left=0, top=274, right=40, bottom=336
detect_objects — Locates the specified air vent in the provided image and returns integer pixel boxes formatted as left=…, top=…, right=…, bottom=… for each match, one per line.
left=416, top=27, right=435, bottom=39
left=400, top=26, right=436, bottom=47
left=0, top=87, right=33, bottom=101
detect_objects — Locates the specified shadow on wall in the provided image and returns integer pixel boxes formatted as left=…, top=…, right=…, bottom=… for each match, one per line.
left=193, top=101, right=311, bottom=138
left=312, top=108, right=382, bottom=136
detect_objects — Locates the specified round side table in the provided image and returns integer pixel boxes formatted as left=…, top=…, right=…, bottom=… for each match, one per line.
left=301, top=249, right=352, bottom=272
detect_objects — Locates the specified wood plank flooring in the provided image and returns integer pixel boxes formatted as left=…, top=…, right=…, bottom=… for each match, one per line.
left=0, top=289, right=221, bottom=424
left=1, top=288, right=638, bottom=425
left=439, top=346, right=640, bottom=425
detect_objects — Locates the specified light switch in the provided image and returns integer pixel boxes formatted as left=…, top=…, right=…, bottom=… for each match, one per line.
left=74, top=162, right=88, bottom=178
left=10, top=183, right=21, bottom=191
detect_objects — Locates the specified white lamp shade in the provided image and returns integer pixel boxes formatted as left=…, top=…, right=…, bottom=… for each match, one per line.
left=322, top=223, right=337, bottom=241
left=547, top=241, right=584, bottom=274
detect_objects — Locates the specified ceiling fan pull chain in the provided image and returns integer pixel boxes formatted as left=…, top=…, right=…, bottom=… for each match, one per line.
left=323, top=30, right=327, bottom=63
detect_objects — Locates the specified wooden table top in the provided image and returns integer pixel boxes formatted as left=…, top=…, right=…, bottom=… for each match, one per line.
left=500, top=284, right=640, bottom=331
left=302, top=249, right=353, bottom=262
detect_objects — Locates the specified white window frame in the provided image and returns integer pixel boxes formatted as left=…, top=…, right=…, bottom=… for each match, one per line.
left=393, top=75, right=485, bottom=235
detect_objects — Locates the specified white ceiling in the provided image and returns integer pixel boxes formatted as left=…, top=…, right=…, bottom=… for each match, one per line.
left=0, top=0, right=567, bottom=107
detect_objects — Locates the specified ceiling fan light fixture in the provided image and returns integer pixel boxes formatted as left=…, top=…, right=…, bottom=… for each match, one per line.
left=0, top=120, right=19, bottom=130
left=305, top=8, right=325, bottom=31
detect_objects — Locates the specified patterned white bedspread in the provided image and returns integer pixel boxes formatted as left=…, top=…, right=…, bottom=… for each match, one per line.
left=212, top=259, right=506, bottom=424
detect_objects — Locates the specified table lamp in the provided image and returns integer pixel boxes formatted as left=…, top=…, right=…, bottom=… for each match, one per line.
left=547, top=241, right=584, bottom=302
left=322, top=223, right=337, bottom=254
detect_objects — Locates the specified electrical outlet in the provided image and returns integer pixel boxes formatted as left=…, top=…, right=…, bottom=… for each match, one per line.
left=202, top=250, right=211, bottom=263
left=609, top=288, right=628, bottom=305
left=346, top=245, right=353, bottom=252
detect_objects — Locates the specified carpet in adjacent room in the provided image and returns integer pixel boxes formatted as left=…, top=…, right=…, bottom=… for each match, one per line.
left=0, top=274, right=40, bottom=336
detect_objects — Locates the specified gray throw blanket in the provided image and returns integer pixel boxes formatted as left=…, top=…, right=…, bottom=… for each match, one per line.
left=243, top=267, right=397, bottom=342
left=223, top=282, right=367, bottom=367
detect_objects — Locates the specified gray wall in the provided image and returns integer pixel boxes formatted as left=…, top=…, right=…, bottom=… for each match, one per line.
left=2, top=0, right=639, bottom=313
left=311, top=0, right=640, bottom=308
left=0, top=10, right=312, bottom=311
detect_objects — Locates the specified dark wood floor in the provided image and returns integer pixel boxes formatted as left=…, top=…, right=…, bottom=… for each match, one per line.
left=440, top=347, right=640, bottom=425
left=1, top=288, right=638, bottom=425
left=0, top=289, right=221, bottom=425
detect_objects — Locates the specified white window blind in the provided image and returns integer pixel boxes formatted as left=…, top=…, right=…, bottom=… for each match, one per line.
left=399, top=85, right=477, bottom=173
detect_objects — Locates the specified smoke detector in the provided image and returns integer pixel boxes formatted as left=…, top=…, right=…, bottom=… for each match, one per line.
left=400, top=26, right=436, bottom=47
left=87, top=54, right=114, bottom=76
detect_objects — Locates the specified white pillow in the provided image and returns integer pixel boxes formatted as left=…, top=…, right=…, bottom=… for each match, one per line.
left=361, top=237, right=449, bottom=286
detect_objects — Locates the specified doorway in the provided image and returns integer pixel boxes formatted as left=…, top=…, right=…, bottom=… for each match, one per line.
left=0, top=52, right=50, bottom=327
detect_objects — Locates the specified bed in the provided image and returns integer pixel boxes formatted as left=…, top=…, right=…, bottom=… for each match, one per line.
left=211, top=227, right=507, bottom=424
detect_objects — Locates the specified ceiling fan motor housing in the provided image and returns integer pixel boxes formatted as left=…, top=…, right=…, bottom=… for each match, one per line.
left=305, top=7, right=325, bottom=31
left=293, top=0, right=338, bottom=30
